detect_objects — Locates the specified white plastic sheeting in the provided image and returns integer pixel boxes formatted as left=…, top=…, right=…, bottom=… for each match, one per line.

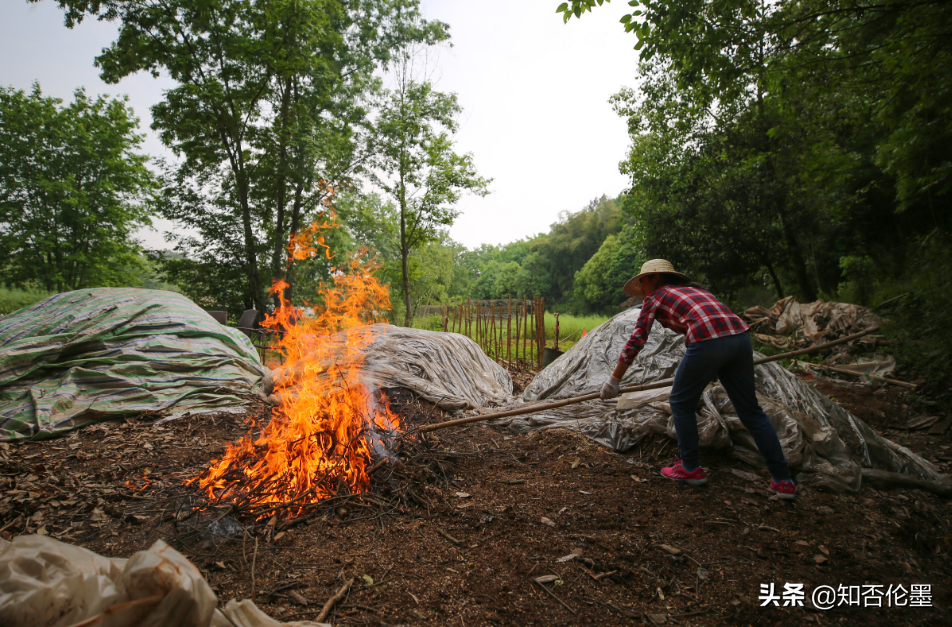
left=0, top=535, right=327, bottom=627
left=501, top=307, right=943, bottom=492
left=272, top=324, right=512, bottom=411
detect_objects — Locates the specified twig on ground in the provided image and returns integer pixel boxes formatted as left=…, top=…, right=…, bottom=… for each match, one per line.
left=316, top=578, right=355, bottom=622
left=532, top=579, right=577, bottom=614
left=251, top=536, right=259, bottom=602
left=436, top=528, right=461, bottom=545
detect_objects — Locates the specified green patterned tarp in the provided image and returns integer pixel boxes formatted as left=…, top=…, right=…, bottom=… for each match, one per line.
left=0, top=288, right=268, bottom=442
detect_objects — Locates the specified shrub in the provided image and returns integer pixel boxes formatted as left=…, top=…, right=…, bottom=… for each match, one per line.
left=884, top=233, right=952, bottom=408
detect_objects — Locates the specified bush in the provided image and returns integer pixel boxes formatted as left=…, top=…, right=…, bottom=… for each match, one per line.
left=884, top=233, right=952, bottom=408
left=0, top=284, right=53, bottom=316
left=837, top=255, right=879, bottom=306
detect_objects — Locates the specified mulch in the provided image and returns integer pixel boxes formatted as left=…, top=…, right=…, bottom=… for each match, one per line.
left=1, top=372, right=950, bottom=626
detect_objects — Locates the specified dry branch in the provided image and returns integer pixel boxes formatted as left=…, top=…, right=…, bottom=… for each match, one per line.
left=316, top=577, right=354, bottom=622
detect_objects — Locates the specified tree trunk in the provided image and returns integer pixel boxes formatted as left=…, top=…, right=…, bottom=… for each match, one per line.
left=778, top=212, right=816, bottom=301
left=762, top=257, right=785, bottom=299
left=399, top=168, right=413, bottom=327
left=284, top=181, right=305, bottom=305
left=270, top=75, right=294, bottom=310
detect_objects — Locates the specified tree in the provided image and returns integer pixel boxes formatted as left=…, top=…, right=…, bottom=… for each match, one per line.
left=558, top=0, right=952, bottom=218
left=0, top=84, right=153, bottom=292
left=370, top=48, right=490, bottom=326
left=44, top=0, right=449, bottom=315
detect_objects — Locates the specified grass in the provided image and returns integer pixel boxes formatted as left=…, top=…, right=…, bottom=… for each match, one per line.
left=0, top=285, right=54, bottom=316
left=544, top=312, right=609, bottom=349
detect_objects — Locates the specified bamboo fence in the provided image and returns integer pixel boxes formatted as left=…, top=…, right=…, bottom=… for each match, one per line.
left=427, top=297, right=547, bottom=371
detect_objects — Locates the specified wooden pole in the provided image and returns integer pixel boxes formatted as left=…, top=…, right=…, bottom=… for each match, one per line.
left=528, top=299, right=534, bottom=369
left=491, top=303, right=497, bottom=361
left=418, top=326, right=881, bottom=433
left=505, top=297, right=510, bottom=366
left=523, top=296, right=528, bottom=370
left=477, top=302, right=482, bottom=350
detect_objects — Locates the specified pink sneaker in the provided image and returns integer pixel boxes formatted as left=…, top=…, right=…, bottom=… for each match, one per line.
left=661, top=460, right=708, bottom=486
left=769, top=479, right=797, bottom=500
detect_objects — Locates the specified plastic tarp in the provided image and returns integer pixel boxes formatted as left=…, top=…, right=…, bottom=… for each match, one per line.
left=744, top=296, right=881, bottom=348
left=0, top=289, right=270, bottom=442
left=499, top=307, right=943, bottom=492
left=0, top=534, right=327, bottom=627
left=272, top=324, right=512, bottom=411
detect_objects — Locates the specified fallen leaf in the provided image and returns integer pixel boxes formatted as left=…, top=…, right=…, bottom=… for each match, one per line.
left=362, top=575, right=374, bottom=586
left=557, top=507, right=568, bottom=516
left=818, top=545, right=829, bottom=555
left=579, top=490, right=592, bottom=495
left=658, top=544, right=681, bottom=555
left=273, top=531, right=286, bottom=542
left=631, top=475, right=647, bottom=483
left=570, top=458, right=580, bottom=469
left=455, top=492, right=471, bottom=498
left=556, top=548, right=584, bottom=563
left=814, top=555, right=828, bottom=565
left=534, top=575, right=561, bottom=584
left=541, top=517, right=556, bottom=527
left=795, top=540, right=810, bottom=547
left=456, top=502, right=475, bottom=509
left=696, top=568, right=709, bottom=580
left=215, top=561, right=227, bottom=570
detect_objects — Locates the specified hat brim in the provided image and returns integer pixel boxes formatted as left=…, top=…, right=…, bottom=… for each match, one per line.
left=623, top=271, right=690, bottom=298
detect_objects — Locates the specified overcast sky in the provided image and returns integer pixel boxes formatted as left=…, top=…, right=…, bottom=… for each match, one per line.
left=1, top=0, right=640, bottom=250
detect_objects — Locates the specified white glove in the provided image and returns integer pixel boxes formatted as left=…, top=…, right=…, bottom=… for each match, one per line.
left=600, top=376, right=621, bottom=400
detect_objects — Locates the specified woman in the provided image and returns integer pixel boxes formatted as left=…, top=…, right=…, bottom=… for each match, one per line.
left=600, top=259, right=796, bottom=499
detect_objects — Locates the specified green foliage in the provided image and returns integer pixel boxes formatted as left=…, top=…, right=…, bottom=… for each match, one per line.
left=885, top=234, right=952, bottom=406
left=0, top=84, right=154, bottom=292
left=46, top=0, right=450, bottom=315
left=837, top=256, right=878, bottom=307
left=0, top=284, right=53, bottom=316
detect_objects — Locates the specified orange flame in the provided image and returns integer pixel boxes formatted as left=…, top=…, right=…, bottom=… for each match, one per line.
left=192, top=218, right=397, bottom=516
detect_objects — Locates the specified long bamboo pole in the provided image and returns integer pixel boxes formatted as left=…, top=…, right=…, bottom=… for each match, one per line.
left=418, top=326, right=880, bottom=433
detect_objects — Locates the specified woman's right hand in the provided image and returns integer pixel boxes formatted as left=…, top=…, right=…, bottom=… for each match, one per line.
left=600, top=376, right=621, bottom=400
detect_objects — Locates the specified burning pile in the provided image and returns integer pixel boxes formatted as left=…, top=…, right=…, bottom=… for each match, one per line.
left=192, top=223, right=399, bottom=518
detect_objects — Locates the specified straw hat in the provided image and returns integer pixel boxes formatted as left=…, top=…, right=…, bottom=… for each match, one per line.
left=623, top=259, right=689, bottom=298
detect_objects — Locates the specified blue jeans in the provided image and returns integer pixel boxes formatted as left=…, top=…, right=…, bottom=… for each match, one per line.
left=669, top=332, right=791, bottom=481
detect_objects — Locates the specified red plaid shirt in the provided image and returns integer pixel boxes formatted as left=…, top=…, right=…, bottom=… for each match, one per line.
left=620, top=286, right=749, bottom=364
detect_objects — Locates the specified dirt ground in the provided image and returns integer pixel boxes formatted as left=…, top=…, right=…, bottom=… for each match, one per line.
left=1, top=370, right=950, bottom=626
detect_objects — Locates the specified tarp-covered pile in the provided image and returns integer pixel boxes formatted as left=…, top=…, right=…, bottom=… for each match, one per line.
left=744, top=296, right=881, bottom=349
left=0, top=534, right=327, bottom=627
left=276, top=314, right=943, bottom=493
left=498, top=308, right=941, bottom=492
left=0, top=289, right=270, bottom=442
left=272, top=323, right=512, bottom=411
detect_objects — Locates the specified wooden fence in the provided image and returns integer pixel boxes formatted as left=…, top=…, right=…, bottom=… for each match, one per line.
left=425, top=297, right=546, bottom=371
